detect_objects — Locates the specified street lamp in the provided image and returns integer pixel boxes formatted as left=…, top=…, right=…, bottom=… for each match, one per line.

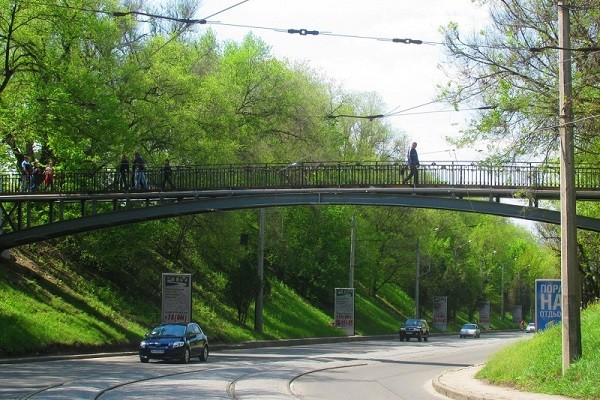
left=414, top=238, right=433, bottom=318
left=415, top=239, right=420, bottom=318
left=501, top=263, right=504, bottom=320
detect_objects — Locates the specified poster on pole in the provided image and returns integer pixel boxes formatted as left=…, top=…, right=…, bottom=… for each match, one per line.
left=513, top=305, right=522, bottom=324
left=162, top=273, right=192, bottom=324
left=433, top=296, right=447, bottom=332
left=535, top=279, right=561, bottom=331
left=334, top=288, right=355, bottom=336
left=478, top=301, right=490, bottom=330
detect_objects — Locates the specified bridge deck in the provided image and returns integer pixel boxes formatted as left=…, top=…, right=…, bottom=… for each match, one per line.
left=2, top=161, right=600, bottom=249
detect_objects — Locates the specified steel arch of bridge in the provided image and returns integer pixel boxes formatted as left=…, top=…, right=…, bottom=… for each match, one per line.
left=2, top=189, right=600, bottom=250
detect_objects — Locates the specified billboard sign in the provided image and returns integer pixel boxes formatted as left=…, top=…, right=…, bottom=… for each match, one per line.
left=162, top=273, right=192, bottom=324
left=535, top=279, right=561, bottom=331
left=432, top=296, right=447, bottom=332
left=513, top=305, right=522, bottom=324
left=478, top=301, right=490, bottom=330
left=334, top=288, right=355, bottom=335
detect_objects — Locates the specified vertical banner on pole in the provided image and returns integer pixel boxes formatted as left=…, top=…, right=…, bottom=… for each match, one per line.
left=478, top=301, right=490, bottom=330
left=513, top=305, right=523, bottom=324
left=162, top=273, right=192, bottom=324
left=433, top=296, right=447, bottom=332
left=334, top=288, right=355, bottom=336
left=535, top=279, right=562, bottom=331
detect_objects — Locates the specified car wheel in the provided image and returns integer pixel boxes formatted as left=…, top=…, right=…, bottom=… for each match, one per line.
left=399, top=336, right=404, bottom=342
left=459, top=335, right=463, bottom=338
left=200, top=345, right=209, bottom=362
left=417, top=333, right=422, bottom=342
left=406, top=337, right=410, bottom=342
left=424, top=335, right=428, bottom=342
left=140, top=357, right=149, bottom=363
left=181, top=347, right=190, bottom=364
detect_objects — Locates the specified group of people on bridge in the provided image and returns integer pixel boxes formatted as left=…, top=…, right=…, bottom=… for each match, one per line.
left=19, top=156, right=55, bottom=192
left=20, top=152, right=178, bottom=193
left=117, top=153, right=175, bottom=191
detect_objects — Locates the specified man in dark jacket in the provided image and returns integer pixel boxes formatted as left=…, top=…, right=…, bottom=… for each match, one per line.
left=118, top=154, right=130, bottom=191
left=161, top=159, right=175, bottom=190
left=402, top=142, right=420, bottom=185
left=133, top=152, right=148, bottom=189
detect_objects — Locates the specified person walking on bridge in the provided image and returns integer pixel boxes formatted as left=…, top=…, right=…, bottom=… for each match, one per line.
left=402, top=142, right=420, bottom=185
left=20, top=155, right=33, bottom=192
left=133, top=152, right=148, bottom=190
left=118, top=154, right=130, bottom=191
left=161, top=159, right=175, bottom=190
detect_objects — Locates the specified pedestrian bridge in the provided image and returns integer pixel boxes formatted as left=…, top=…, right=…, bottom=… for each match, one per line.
left=2, top=160, right=600, bottom=250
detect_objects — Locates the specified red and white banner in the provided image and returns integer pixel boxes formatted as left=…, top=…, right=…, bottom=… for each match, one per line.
left=478, top=302, right=490, bottom=330
left=162, top=273, right=192, bottom=324
left=334, top=288, right=355, bottom=336
left=433, top=296, right=447, bottom=332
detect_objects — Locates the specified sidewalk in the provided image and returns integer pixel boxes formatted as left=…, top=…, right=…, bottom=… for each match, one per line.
left=433, top=364, right=574, bottom=400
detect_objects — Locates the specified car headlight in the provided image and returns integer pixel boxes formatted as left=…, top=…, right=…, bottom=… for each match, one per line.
left=140, top=341, right=147, bottom=348
left=171, top=341, right=185, bottom=348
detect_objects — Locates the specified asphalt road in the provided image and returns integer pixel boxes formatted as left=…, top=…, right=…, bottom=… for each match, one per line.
left=0, top=331, right=523, bottom=399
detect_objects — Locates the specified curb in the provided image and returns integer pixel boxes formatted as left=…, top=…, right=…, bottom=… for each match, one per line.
left=432, top=366, right=481, bottom=400
left=0, top=334, right=397, bottom=365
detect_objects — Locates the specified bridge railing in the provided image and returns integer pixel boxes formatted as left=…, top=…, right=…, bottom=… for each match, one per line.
left=1, top=161, right=598, bottom=194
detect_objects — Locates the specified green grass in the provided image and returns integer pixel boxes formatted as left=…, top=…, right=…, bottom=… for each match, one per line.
left=478, top=301, right=600, bottom=400
left=0, top=248, right=408, bottom=357
left=0, top=268, right=147, bottom=356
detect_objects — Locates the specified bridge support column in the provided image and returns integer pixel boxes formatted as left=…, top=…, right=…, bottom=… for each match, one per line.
left=0, top=208, right=9, bottom=259
left=255, top=208, right=265, bottom=333
left=26, top=202, right=32, bottom=228
left=49, top=201, right=54, bottom=223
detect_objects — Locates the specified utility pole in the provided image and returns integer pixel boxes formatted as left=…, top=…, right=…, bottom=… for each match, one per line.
left=255, top=208, right=265, bottom=333
left=349, top=214, right=356, bottom=288
left=558, top=1, right=582, bottom=373
left=501, top=265, right=504, bottom=320
left=414, top=239, right=420, bottom=318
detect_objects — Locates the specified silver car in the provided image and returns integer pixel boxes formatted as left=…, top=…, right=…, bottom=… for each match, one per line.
left=525, top=322, right=536, bottom=333
left=459, top=323, right=481, bottom=338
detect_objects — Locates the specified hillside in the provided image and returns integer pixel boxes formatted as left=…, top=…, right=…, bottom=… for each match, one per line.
left=0, top=245, right=413, bottom=357
left=478, top=302, right=600, bottom=400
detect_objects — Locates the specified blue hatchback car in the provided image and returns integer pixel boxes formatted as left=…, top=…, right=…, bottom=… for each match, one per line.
left=139, top=322, right=209, bottom=364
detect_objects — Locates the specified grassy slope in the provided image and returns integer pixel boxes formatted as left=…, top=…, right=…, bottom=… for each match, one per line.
left=0, top=248, right=412, bottom=357
left=478, top=302, right=600, bottom=400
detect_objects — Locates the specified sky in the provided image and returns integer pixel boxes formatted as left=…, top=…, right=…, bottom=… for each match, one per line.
left=186, top=0, right=491, bottom=162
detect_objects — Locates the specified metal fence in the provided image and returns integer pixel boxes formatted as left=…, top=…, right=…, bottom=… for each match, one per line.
left=3, top=161, right=599, bottom=194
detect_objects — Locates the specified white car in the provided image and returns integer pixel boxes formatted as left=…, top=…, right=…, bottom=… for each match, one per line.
left=525, top=322, right=536, bottom=333
left=459, top=323, right=481, bottom=338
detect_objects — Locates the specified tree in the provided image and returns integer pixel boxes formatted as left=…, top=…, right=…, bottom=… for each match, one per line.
left=439, top=0, right=600, bottom=161
left=226, top=259, right=260, bottom=324
left=439, top=0, right=600, bottom=310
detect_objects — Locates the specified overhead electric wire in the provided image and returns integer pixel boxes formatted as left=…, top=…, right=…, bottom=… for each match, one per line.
left=22, top=0, right=600, bottom=54
left=326, top=105, right=497, bottom=121
left=203, top=0, right=252, bottom=20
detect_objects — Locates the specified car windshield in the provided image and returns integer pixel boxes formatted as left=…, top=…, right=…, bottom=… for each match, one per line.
left=149, top=324, right=186, bottom=337
left=463, top=324, right=477, bottom=329
left=528, top=323, right=535, bottom=327
left=405, top=319, right=421, bottom=326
